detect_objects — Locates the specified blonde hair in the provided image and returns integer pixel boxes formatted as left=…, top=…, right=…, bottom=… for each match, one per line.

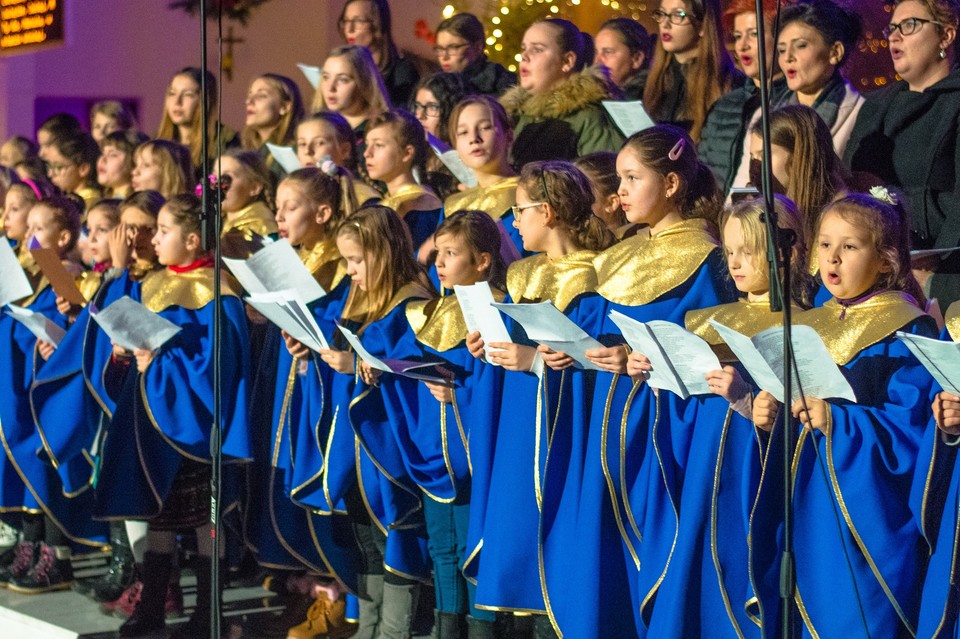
left=135, top=140, right=193, bottom=200
left=240, top=73, right=305, bottom=151
left=156, top=67, right=219, bottom=169
left=336, top=205, right=434, bottom=326
left=311, top=46, right=391, bottom=117
left=281, top=166, right=359, bottom=232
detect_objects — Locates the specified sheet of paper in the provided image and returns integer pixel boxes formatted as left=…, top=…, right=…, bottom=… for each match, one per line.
left=710, top=320, right=784, bottom=401
left=0, top=241, right=34, bottom=307
left=266, top=143, right=302, bottom=174
left=911, top=247, right=960, bottom=260
left=297, top=63, right=321, bottom=89
left=4, top=304, right=66, bottom=346
left=246, top=290, right=329, bottom=352
left=454, top=282, right=511, bottom=361
left=492, top=301, right=604, bottom=371
left=223, top=239, right=326, bottom=303
left=29, top=247, right=86, bottom=305
left=336, top=325, right=449, bottom=383
left=602, top=100, right=655, bottom=137
left=610, top=311, right=719, bottom=398
left=897, top=331, right=960, bottom=397
left=91, top=296, right=182, bottom=352
left=427, top=133, right=478, bottom=188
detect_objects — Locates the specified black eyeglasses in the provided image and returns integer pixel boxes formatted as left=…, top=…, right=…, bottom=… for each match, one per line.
left=433, top=43, right=470, bottom=57
left=882, top=17, right=943, bottom=38
left=413, top=102, right=442, bottom=118
left=651, top=9, right=691, bottom=25
left=540, top=169, right=552, bottom=209
left=338, top=17, right=373, bottom=30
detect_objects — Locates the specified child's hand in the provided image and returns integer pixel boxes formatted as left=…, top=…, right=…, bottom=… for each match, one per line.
left=487, top=342, right=536, bottom=372
left=281, top=330, right=311, bottom=360
left=37, top=340, right=56, bottom=361
left=626, top=351, right=652, bottom=381
left=111, top=342, right=132, bottom=361
left=133, top=348, right=155, bottom=373
left=792, top=397, right=829, bottom=434
left=705, top=366, right=750, bottom=403
left=359, top=360, right=382, bottom=386
left=318, top=348, right=355, bottom=375
left=753, top=391, right=780, bottom=432
left=424, top=380, right=454, bottom=403
left=934, top=392, right=960, bottom=436
left=466, top=331, right=485, bottom=360
left=108, top=223, right=133, bottom=267
left=55, top=295, right=80, bottom=322
left=585, top=345, right=628, bottom=374
left=538, top=344, right=575, bottom=370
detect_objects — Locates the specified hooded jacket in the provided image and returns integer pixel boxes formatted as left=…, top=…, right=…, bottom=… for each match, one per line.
left=501, top=66, right=625, bottom=168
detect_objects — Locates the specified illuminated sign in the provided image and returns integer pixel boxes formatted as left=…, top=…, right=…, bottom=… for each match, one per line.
left=1, top=0, right=64, bottom=56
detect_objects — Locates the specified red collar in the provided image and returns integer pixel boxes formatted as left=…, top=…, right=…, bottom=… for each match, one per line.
left=168, top=256, right=215, bottom=273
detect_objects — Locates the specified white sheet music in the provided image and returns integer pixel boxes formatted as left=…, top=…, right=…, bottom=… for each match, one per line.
left=223, top=239, right=326, bottom=303
left=0, top=241, right=34, bottom=307
left=492, top=300, right=604, bottom=371
left=428, top=133, right=478, bottom=188
left=897, top=332, right=960, bottom=396
left=297, top=63, right=321, bottom=89
left=602, top=100, right=656, bottom=137
left=246, top=290, right=329, bottom=352
left=91, top=296, right=182, bottom=352
left=454, top=282, right=511, bottom=362
left=336, top=324, right=449, bottom=383
left=266, top=143, right=302, bottom=174
left=4, top=304, right=66, bottom=347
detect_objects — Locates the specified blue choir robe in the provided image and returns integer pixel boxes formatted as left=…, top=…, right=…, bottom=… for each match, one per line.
left=443, top=177, right=528, bottom=260
left=381, top=185, right=444, bottom=253
left=638, top=298, right=800, bottom=639
left=751, top=292, right=936, bottom=638
left=94, top=267, right=253, bottom=521
left=539, top=219, right=736, bottom=638
left=913, top=302, right=960, bottom=637
left=472, top=250, right=599, bottom=614
left=0, top=269, right=108, bottom=547
left=344, top=282, right=436, bottom=582
left=246, top=239, right=360, bottom=589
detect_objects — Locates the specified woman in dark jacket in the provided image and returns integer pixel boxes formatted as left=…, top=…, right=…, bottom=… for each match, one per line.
left=500, top=19, right=625, bottom=168
left=434, top=13, right=516, bottom=96
left=594, top=17, right=651, bottom=100
left=845, top=0, right=960, bottom=307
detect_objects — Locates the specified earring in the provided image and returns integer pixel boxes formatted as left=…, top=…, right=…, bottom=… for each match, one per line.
left=940, top=48, right=947, bottom=59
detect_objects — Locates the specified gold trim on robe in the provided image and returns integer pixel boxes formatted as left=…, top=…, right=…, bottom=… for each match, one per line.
left=685, top=296, right=803, bottom=362
left=408, top=289, right=507, bottom=353
left=221, top=200, right=278, bottom=238
left=298, top=236, right=347, bottom=293
left=380, top=184, right=442, bottom=219
left=443, top=176, right=519, bottom=221
left=140, top=267, right=239, bottom=313
left=506, top=250, right=599, bottom=313
left=795, top=291, right=928, bottom=366
left=594, top=218, right=719, bottom=306
left=945, top=301, right=960, bottom=342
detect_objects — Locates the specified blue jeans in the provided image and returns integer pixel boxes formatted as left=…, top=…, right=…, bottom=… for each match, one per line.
left=422, top=495, right=495, bottom=621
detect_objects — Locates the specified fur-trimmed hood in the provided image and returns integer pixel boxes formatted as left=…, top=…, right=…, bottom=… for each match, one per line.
left=500, top=65, right=623, bottom=120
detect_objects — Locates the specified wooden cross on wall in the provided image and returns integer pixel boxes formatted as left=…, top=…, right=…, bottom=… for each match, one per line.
left=223, top=27, right=245, bottom=82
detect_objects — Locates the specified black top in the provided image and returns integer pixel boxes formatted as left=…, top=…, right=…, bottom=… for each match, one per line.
left=383, top=54, right=421, bottom=107
left=460, top=54, right=517, bottom=97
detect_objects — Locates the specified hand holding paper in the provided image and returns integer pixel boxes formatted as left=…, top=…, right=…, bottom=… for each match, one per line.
left=336, top=324, right=451, bottom=383
left=223, top=239, right=326, bottom=303
left=492, top=301, right=604, bottom=371
left=4, top=304, right=67, bottom=347
left=91, top=296, right=182, bottom=352
left=454, top=282, right=512, bottom=362
left=246, top=290, right=329, bottom=352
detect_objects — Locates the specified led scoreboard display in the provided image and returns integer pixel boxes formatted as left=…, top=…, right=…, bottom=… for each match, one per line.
left=1, top=0, right=64, bottom=56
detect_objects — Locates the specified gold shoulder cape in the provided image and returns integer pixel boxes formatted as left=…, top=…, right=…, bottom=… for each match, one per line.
left=506, top=250, right=598, bottom=312
left=595, top=218, right=719, bottom=306
left=221, top=201, right=278, bottom=238
left=76, top=270, right=103, bottom=303
left=685, top=297, right=801, bottom=362
left=407, top=288, right=507, bottom=352
left=443, top=177, right=519, bottom=221
left=381, top=184, right=442, bottom=218
left=945, top=301, right=960, bottom=342
left=140, top=267, right=239, bottom=313
left=795, top=291, right=928, bottom=365
left=298, top=236, right=347, bottom=294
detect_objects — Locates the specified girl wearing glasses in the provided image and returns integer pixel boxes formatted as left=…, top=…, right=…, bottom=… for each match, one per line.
left=644, top=0, right=741, bottom=143
left=337, top=0, right=422, bottom=108
left=46, top=132, right=102, bottom=213
left=775, top=0, right=864, bottom=157
left=845, top=0, right=960, bottom=308
left=501, top=19, right=625, bottom=168
left=434, top=13, right=516, bottom=96
left=411, top=72, right=468, bottom=201
left=464, top=161, right=613, bottom=637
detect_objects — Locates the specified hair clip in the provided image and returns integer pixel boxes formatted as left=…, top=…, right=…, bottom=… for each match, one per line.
left=868, top=185, right=898, bottom=206
left=21, top=178, right=43, bottom=201
left=317, top=155, right=338, bottom=177
left=668, top=138, right=685, bottom=161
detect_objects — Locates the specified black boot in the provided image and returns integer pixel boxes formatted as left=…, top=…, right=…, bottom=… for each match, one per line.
left=169, top=555, right=225, bottom=639
left=8, top=543, right=73, bottom=594
left=435, top=610, right=464, bottom=639
left=0, top=541, right=36, bottom=588
left=467, top=615, right=496, bottom=639
left=77, top=522, right=135, bottom=601
left=118, top=551, right=172, bottom=638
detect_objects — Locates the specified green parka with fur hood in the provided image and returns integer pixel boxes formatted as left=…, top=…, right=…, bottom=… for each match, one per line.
left=501, top=66, right=625, bottom=169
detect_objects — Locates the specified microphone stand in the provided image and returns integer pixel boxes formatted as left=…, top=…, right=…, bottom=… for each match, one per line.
left=753, top=1, right=797, bottom=636
left=197, top=1, right=225, bottom=636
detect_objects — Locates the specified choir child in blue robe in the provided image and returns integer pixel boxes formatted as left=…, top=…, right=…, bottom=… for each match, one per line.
left=98, top=194, right=252, bottom=639
left=537, top=126, right=736, bottom=638
left=400, top=211, right=509, bottom=636
left=287, top=206, right=435, bottom=638
left=364, top=111, right=443, bottom=259
left=629, top=196, right=814, bottom=637
left=248, top=167, right=361, bottom=639
left=752, top=193, right=937, bottom=638
left=465, top=160, right=614, bottom=636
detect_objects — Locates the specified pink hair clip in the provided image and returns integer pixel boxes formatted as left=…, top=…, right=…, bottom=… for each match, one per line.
left=668, top=139, right=685, bottom=161
left=21, top=178, right=43, bottom=201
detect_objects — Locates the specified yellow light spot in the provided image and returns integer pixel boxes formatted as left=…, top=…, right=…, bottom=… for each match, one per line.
left=495, top=43, right=503, bottom=51
left=442, top=4, right=455, bottom=18
left=501, top=6, right=509, bottom=14
left=492, top=16, right=501, bottom=24
left=486, top=36, right=496, bottom=45
left=550, top=4, right=559, bottom=11
left=493, top=29, right=503, bottom=37
left=515, top=53, right=523, bottom=61
left=508, top=64, right=517, bottom=72
left=611, top=0, right=620, bottom=7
